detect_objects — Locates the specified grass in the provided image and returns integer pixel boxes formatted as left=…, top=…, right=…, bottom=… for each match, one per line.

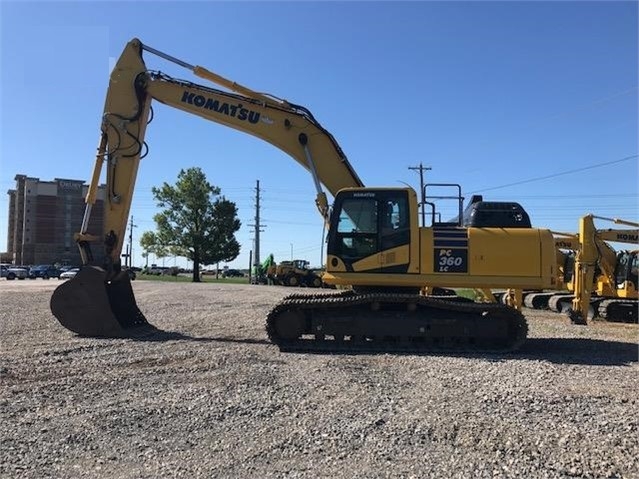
left=454, top=288, right=478, bottom=300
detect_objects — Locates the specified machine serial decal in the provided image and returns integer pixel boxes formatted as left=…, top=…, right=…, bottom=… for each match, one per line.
left=181, top=92, right=261, bottom=124
left=433, top=227, right=469, bottom=273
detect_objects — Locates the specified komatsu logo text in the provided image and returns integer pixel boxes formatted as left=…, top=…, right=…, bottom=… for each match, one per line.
left=181, top=92, right=261, bottom=124
left=616, top=233, right=638, bottom=242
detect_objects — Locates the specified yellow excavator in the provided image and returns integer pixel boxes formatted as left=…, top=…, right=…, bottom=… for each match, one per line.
left=50, top=38, right=560, bottom=352
left=524, top=221, right=638, bottom=323
left=565, top=215, right=638, bottom=324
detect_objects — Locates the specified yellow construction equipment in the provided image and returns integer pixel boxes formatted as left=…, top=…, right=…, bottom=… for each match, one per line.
left=565, top=215, right=638, bottom=324
left=253, top=255, right=324, bottom=288
left=522, top=221, right=638, bottom=324
left=271, top=259, right=324, bottom=288
left=51, top=38, right=560, bottom=352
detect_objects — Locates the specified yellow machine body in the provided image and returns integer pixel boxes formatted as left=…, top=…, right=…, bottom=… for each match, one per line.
left=323, top=189, right=556, bottom=291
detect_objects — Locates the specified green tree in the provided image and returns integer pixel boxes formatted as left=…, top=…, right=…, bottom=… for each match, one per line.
left=151, top=167, right=241, bottom=282
left=139, top=231, right=170, bottom=269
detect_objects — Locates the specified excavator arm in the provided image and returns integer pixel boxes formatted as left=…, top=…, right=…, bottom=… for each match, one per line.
left=51, top=38, right=363, bottom=336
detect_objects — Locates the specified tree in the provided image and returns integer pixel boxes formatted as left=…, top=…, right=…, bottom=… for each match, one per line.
left=151, top=167, right=241, bottom=282
left=139, top=231, right=169, bottom=269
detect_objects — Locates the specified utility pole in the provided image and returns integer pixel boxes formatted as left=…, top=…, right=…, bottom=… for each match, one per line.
left=408, top=163, right=432, bottom=227
left=127, top=215, right=137, bottom=268
left=248, top=180, right=265, bottom=273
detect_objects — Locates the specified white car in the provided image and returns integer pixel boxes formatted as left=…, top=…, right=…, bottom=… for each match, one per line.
left=59, top=268, right=80, bottom=280
left=0, top=264, right=29, bottom=280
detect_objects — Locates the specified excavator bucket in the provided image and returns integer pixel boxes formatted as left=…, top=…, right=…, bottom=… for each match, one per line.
left=50, top=266, right=153, bottom=337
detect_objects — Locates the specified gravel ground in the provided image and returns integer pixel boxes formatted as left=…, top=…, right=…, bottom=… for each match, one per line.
left=1, top=280, right=637, bottom=479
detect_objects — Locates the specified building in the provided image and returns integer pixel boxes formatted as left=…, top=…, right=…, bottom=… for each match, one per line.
left=6, top=174, right=106, bottom=266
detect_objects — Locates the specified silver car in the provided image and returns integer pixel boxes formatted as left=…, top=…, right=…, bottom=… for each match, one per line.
left=1, top=264, right=29, bottom=280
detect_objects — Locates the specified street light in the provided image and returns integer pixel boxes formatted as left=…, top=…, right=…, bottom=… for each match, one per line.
left=290, top=243, right=293, bottom=261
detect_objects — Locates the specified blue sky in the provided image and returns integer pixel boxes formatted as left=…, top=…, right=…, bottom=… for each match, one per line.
left=1, top=1, right=637, bottom=269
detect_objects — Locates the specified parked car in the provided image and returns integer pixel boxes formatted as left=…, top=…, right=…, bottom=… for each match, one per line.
left=222, top=269, right=244, bottom=278
left=28, top=264, right=61, bottom=279
left=147, top=266, right=169, bottom=275
left=0, top=264, right=29, bottom=280
left=59, top=267, right=80, bottom=280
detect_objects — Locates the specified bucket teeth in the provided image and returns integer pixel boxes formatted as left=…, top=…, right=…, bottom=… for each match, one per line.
left=50, top=266, right=153, bottom=337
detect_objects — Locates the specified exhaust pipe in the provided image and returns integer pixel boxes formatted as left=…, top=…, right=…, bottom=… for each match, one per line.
left=50, top=266, right=154, bottom=337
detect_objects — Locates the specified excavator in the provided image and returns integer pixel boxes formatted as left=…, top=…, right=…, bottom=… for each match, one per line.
left=520, top=220, right=638, bottom=323
left=564, top=215, right=638, bottom=324
left=50, top=38, right=560, bottom=352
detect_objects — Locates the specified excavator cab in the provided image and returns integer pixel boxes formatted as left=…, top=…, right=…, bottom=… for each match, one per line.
left=614, top=251, right=639, bottom=291
left=629, top=253, right=639, bottom=290
left=562, top=250, right=576, bottom=285
left=326, top=188, right=413, bottom=275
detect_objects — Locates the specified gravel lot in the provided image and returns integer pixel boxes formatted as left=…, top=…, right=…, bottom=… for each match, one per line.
left=1, top=280, right=637, bottom=479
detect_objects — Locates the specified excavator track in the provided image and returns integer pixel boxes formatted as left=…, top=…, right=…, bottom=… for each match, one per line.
left=598, top=299, right=638, bottom=323
left=524, top=291, right=561, bottom=310
left=547, top=294, right=576, bottom=313
left=266, top=291, right=527, bottom=354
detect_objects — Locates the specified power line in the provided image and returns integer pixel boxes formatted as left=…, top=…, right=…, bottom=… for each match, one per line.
left=486, top=193, right=637, bottom=200
left=467, top=154, right=638, bottom=194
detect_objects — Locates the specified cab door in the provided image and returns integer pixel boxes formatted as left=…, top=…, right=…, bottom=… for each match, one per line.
left=378, top=193, right=411, bottom=273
